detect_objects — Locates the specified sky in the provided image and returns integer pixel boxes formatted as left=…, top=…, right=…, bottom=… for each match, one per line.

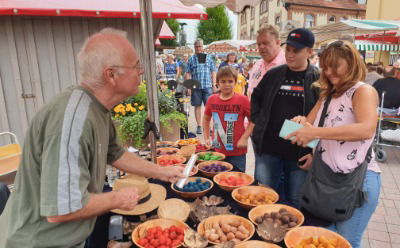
left=178, top=6, right=238, bottom=45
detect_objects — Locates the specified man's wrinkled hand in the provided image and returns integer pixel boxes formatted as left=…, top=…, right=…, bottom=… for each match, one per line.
left=157, top=165, right=185, bottom=183
left=115, top=187, right=139, bottom=211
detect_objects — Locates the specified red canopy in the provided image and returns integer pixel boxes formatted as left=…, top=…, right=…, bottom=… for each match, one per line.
left=356, top=31, right=400, bottom=44
left=0, top=0, right=207, bottom=19
left=159, top=21, right=175, bottom=40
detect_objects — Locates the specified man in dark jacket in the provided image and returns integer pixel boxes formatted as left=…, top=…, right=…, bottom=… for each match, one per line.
left=251, top=28, right=319, bottom=209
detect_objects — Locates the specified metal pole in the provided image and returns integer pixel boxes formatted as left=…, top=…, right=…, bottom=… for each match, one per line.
left=139, top=0, right=160, bottom=162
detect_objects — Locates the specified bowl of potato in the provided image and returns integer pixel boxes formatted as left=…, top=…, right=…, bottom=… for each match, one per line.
left=232, top=186, right=279, bottom=209
left=197, top=215, right=255, bottom=245
left=248, top=204, right=304, bottom=229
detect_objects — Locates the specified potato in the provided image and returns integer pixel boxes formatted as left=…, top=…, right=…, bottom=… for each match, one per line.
left=290, top=215, right=298, bottom=223
left=221, top=223, right=231, bottom=233
left=234, top=231, right=247, bottom=240
left=209, top=233, right=219, bottom=242
left=226, top=232, right=235, bottom=241
left=289, top=222, right=297, bottom=228
left=281, top=215, right=290, bottom=224
left=230, top=226, right=237, bottom=233
left=255, top=216, right=263, bottom=224
left=238, top=225, right=248, bottom=234
left=263, top=213, right=271, bottom=219
left=231, top=219, right=241, bottom=227
left=220, top=234, right=228, bottom=242
left=279, top=208, right=288, bottom=214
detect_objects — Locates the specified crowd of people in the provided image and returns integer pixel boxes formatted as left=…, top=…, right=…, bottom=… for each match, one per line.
left=176, top=25, right=386, bottom=248
left=1, top=23, right=398, bottom=248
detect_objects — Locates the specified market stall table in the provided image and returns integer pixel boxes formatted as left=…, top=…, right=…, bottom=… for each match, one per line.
left=85, top=166, right=325, bottom=248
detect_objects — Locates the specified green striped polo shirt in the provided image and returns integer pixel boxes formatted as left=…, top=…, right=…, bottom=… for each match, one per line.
left=0, top=86, right=125, bottom=248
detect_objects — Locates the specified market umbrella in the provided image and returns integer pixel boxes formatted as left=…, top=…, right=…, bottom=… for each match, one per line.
left=179, top=0, right=261, bottom=13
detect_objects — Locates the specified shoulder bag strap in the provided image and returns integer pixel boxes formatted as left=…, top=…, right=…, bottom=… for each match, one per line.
left=317, top=94, right=333, bottom=127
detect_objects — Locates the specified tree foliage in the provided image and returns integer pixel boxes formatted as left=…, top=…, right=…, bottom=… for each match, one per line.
left=197, top=5, right=232, bottom=45
left=160, top=19, right=180, bottom=47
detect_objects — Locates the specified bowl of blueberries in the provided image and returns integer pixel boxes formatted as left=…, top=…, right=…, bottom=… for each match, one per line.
left=171, top=177, right=213, bottom=199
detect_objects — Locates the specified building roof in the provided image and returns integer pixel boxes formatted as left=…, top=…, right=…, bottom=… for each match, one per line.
left=285, top=0, right=366, bottom=11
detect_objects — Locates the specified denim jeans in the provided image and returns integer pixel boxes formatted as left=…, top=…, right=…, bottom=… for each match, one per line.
left=327, top=170, right=381, bottom=248
left=255, top=153, right=307, bottom=209
left=224, top=154, right=246, bottom=172
left=0, top=183, right=10, bottom=215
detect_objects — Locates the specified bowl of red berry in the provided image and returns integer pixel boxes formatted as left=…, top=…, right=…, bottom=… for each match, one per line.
left=213, top=171, right=254, bottom=192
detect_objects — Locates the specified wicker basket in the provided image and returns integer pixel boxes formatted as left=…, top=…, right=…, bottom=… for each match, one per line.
left=171, top=177, right=213, bottom=199
left=177, top=145, right=196, bottom=160
left=197, top=161, right=233, bottom=178
left=132, top=218, right=189, bottom=248
left=284, top=226, right=351, bottom=248
left=157, top=198, right=191, bottom=222
left=156, top=154, right=186, bottom=165
left=232, top=186, right=279, bottom=210
left=213, top=172, right=254, bottom=192
left=197, top=215, right=255, bottom=245
left=248, top=204, right=304, bottom=228
left=156, top=147, right=180, bottom=156
left=196, top=151, right=226, bottom=162
left=235, top=240, right=282, bottom=248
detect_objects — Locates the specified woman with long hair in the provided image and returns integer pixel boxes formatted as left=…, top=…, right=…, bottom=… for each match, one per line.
left=287, top=40, right=381, bottom=248
left=218, top=51, right=239, bottom=70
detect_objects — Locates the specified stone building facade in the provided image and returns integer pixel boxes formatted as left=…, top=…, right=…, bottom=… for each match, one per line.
left=237, top=0, right=366, bottom=40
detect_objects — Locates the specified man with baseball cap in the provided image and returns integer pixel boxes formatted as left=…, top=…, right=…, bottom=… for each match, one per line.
left=250, top=28, right=320, bottom=208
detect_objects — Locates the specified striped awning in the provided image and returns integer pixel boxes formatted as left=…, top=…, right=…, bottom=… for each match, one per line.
left=355, top=40, right=400, bottom=51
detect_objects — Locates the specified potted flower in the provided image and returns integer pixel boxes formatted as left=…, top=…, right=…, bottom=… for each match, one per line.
left=113, top=82, right=187, bottom=148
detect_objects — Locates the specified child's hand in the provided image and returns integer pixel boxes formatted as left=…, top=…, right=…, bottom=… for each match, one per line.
left=237, top=136, right=248, bottom=148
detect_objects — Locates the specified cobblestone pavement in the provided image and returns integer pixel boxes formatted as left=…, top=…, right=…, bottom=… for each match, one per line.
left=186, top=105, right=400, bottom=248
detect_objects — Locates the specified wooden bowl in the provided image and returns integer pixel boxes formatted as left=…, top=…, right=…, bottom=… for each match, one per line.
left=197, top=214, right=255, bottom=245
left=177, top=145, right=196, bottom=160
left=197, top=161, right=233, bottom=178
left=156, top=154, right=186, bottom=166
left=232, top=186, right=279, bottom=209
left=284, top=226, right=351, bottom=248
left=214, top=171, right=254, bottom=192
left=196, top=151, right=226, bottom=162
left=148, top=141, right=176, bottom=148
left=235, top=240, right=282, bottom=248
left=132, top=218, right=189, bottom=248
left=175, top=138, right=200, bottom=147
left=157, top=198, right=191, bottom=222
left=156, top=147, right=180, bottom=156
left=195, top=143, right=212, bottom=152
left=171, top=177, right=213, bottom=199
left=248, top=204, right=304, bottom=228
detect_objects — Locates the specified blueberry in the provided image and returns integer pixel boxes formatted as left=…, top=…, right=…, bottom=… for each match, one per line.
left=196, top=178, right=202, bottom=183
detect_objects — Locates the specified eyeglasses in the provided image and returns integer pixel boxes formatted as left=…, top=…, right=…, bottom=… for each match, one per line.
left=112, top=63, right=145, bottom=73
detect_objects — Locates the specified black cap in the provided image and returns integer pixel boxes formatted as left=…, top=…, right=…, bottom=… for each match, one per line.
left=283, top=28, right=315, bottom=49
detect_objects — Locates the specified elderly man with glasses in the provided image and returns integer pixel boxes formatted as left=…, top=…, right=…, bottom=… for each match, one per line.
left=0, top=28, right=184, bottom=248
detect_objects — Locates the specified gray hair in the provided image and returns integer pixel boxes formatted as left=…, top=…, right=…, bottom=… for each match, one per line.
left=77, top=27, right=129, bottom=87
left=194, top=38, right=203, bottom=46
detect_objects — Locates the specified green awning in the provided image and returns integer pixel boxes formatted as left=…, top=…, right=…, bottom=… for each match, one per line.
left=355, top=41, right=400, bottom=51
